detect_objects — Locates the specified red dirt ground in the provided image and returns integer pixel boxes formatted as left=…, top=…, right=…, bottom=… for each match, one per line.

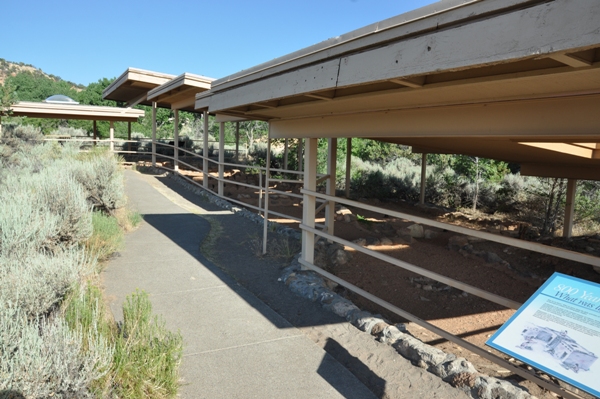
left=171, top=165, right=600, bottom=399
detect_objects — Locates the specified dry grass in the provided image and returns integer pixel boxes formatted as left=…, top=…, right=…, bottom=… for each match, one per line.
left=247, top=233, right=300, bottom=261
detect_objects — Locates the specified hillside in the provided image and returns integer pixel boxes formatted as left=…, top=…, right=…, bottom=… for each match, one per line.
left=0, top=58, right=83, bottom=89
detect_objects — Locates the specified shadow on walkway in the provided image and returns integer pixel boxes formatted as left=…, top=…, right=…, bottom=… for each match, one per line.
left=103, top=169, right=381, bottom=398
left=320, top=338, right=387, bottom=398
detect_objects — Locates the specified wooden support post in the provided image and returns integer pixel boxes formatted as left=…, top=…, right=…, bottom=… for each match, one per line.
left=283, top=138, right=289, bottom=171
left=109, top=121, right=114, bottom=152
left=564, top=179, right=577, bottom=238
left=325, top=138, right=337, bottom=236
left=258, top=172, right=263, bottom=210
left=92, top=120, right=97, bottom=147
left=235, top=121, right=240, bottom=162
left=345, top=138, right=352, bottom=198
left=152, top=102, right=157, bottom=167
left=420, top=153, right=427, bottom=205
left=127, top=121, right=131, bottom=152
left=297, top=138, right=303, bottom=172
left=262, top=126, right=272, bottom=254
left=218, top=122, right=225, bottom=196
left=174, top=109, right=179, bottom=172
left=302, top=138, right=318, bottom=268
left=203, top=111, right=209, bottom=189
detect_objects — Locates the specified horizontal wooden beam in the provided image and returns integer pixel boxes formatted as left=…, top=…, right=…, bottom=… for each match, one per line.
left=300, top=223, right=521, bottom=309
left=270, top=94, right=600, bottom=140
left=336, top=0, right=599, bottom=88
left=517, top=142, right=594, bottom=158
left=548, top=53, right=593, bottom=68
left=301, top=188, right=600, bottom=267
left=208, top=59, right=341, bottom=112
left=297, top=257, right=582, bottom=399
left=214, top=114, right=249, bottom=122
left=521, top=163, right=600, bottom=180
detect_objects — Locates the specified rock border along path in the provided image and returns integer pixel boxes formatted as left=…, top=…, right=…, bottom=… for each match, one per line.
left=124, top=167, right=490, bottom=398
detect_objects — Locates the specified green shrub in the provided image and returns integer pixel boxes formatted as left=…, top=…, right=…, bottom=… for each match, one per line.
left=51, top=126, right=88, bottom=137
left=0, top=123, right=43, bottom=146
left=0, top=125, right=181, bottom=398
left=85, top=211, right=124, bottom=262
left=0, top=185, right=61, bottom=256
left=72, top=150, right=126, bottom=213
left=0, top=248, right=92, bottom=318
left=127, top=210, right=143, bottom=228
left=0, top=300, right=112, bottom=398
left=0, top=166, right=92, bottom=254
left=63, top=283, right=115, bottom=358
left=111, top=290, right=182, bottom=398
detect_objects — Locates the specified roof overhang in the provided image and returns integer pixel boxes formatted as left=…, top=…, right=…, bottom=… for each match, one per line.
left=147, top=73, right=214, bottom=112
left=9, top=101, right=145, bottom=122
left=103, top=67, right=176, bottom=107
left=195, top=0, right=600, bottom=179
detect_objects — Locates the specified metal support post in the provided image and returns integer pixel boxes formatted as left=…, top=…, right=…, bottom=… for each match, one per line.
left=302, top=138, right=318, bottom=268
left=563, top=179, right=577, bottom=238
left=420, top=153, right=427, bottom=205
left=152, top=102, right=157, bottom=167
left=345, top=138, right=352, bottom=198
left=203, top=111, right=209, bottom=189
left=92, top=120, right=97, bottom=146
left=283, top=138, right=289, bottom=170
left=127, top=121, right=131, bottom=152
left=174, top=109, right=179, bottom=172
left=325, top=138, right=337, bottom=235
left=235, top=121, right=240, bottom=162
left=218, top=122, right=225, bottom=196
left=262, top=126, right=272, bottom=254
left=297, top=138, right=303, bottom=172
left=109, top=121, right=114, bottom=152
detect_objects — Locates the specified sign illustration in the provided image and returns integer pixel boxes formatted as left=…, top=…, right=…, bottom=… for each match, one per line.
left=487, top=272, right=600, bottom=397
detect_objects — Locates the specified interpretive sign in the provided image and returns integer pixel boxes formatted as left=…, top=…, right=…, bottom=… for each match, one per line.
left=487, top=272, right=600, bottom=397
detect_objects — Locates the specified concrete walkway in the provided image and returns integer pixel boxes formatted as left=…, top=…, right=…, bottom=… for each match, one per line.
left=103, top=170, right=377, bottom=399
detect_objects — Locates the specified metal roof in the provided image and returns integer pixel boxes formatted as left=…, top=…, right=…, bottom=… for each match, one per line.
left=195, top=0, right=600, bottom=179
left=103, top=67, right=176, bottom=107
left=10, top=101, right=145, bottom=122
left=147, top=72, right=214, bottom=112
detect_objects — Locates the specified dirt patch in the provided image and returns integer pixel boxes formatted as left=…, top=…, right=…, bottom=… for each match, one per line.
left=157, top=165, right=600, bottom=398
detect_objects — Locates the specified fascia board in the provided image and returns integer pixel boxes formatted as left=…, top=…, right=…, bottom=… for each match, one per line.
left=210, top=0, right=544, bottom=92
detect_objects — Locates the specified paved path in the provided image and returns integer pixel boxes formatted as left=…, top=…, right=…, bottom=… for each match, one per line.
left=103, top=170, right=377, bottom=399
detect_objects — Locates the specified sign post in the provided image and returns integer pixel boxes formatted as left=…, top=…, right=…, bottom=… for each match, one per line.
left=487, top=272, right=600, bottom=397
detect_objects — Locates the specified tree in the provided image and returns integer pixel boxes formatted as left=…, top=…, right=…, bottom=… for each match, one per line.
left=0, top=80, right=19, bottom=137
left=1, top=80, right=18, bottom=113
left=451, top=155, right=510, bottom=210
left=238, top=120, right=268, bottom=148
left=6, top=71, right=78, bottom=102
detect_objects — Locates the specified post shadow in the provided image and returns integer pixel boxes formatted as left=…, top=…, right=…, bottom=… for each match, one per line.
left=318, top=338, right=387, bottom=399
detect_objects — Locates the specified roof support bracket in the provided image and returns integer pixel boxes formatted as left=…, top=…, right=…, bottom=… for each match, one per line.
left=548, top=53, right=593, bottom=68
left=389, top=76, right=426, bottom=88
left=305, top=92, right=335, bottom=101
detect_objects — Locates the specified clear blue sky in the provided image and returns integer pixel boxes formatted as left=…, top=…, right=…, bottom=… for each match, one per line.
left=3, top=0, right=438, bottom=86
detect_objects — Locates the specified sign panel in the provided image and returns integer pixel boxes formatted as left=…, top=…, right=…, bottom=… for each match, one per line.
left=487, top=272, right=600, bottom=397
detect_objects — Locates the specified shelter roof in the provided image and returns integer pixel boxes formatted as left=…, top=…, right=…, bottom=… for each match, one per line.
left=9, top=101, right=145, bottom=122
left=195, top=0, right=600, bottom=179
left=103, top=67, right=176, bottom=107
left=147, top=73, right=214, bottom=112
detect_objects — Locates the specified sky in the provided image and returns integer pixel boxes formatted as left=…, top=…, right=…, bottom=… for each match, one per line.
left=3, top=0, right=439, bottom=86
